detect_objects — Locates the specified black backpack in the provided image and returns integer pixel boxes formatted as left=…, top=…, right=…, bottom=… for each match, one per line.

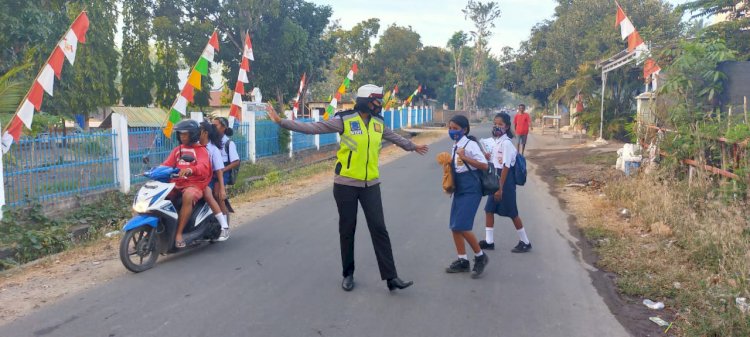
left=223, top=140, right=240, bottom=185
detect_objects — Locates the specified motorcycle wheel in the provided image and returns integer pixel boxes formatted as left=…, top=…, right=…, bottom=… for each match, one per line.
left=119, top=226, right=159, bottom=273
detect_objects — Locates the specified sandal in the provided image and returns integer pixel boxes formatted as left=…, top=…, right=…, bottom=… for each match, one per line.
left=175, top=240, right=186, bottom=248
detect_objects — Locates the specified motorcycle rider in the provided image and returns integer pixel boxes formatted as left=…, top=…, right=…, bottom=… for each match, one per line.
left=162, top=120, right=212, bottom=248
left=212, top=117, right=240, bottom=226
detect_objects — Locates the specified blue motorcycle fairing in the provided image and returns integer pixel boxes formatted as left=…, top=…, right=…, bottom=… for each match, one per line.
left=123, top=214, right=159, bottom=231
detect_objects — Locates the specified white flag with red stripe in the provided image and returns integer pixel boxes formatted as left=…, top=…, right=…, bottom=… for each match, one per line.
left=292, top=73, right=306, bottom=117
left=230, top=32, right=254, bottom=122
left=2, top=11, right=89, bottom=153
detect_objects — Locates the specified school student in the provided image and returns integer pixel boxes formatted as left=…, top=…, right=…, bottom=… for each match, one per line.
left=446, top=115, right=489, bottom=278
left=480, top=112, right=532, bottom=253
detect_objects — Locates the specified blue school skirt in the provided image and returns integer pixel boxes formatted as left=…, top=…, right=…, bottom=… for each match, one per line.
left=449, top=171, right=483, bottom=232
left=484, top=165, right=518, bottom=218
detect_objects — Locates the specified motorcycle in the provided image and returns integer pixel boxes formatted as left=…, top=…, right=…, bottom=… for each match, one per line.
left=119, top=159, right=222, bottom=273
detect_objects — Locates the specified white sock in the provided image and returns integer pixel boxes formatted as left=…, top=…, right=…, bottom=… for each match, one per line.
left=458, top=254, right=468, bottom=260
left=517, top=228, right=530, bottom=244
left=475, top=250, right=484, bottom=257
left=485, top=228, right=494, bottom=244
left=216, top=213, right=229, bottom=229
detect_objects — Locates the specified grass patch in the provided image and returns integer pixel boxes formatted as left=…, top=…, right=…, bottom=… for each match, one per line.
left=575, top=169, right=750, bottom=336
left=582, top=152, right=617, bottom=166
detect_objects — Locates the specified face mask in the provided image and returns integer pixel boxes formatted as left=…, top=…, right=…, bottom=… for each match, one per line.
left=449, top=129, right=464, bottom=141
left=492, top=126, right=507, bottom=137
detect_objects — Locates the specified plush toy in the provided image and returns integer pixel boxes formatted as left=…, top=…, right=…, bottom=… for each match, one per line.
left=436, top=152, right=454, bottom=193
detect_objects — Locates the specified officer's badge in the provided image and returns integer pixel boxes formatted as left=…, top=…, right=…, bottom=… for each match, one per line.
left=374, top=123, right=382, bottom=133
left=350, top=121, right=363, bottom=135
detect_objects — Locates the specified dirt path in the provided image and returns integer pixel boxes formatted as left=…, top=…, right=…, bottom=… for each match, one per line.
left=525, top=129, right=676, bottom=337
left=0, top=131, right=444, bottom=326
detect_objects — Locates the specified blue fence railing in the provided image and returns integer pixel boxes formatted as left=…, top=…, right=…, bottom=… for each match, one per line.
left=129, top=128, right=176, bottom=184
left=3, top=131, right=119, bottom=207
left=232, top=122, right=250, bottom=162
left=292, top=118, right=316, bottom=152
left=256, top=120, right=281, bottom=158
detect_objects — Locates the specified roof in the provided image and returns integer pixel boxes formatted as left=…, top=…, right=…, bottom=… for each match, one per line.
left=100, top=107, right=168, bottom=128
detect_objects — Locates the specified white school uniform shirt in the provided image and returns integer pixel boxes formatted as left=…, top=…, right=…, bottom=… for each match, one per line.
left=220, top=134, right=240, bottom=163
left=452, top=136, right=488, bottom=173
left=491, top=134, right=516, bottom=169
left=481, top=136, right=504, bottom=164
left=205, top=143, right=225, bottom=172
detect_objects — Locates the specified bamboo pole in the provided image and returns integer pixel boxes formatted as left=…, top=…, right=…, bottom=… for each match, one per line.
left=728, top=106, right=732, bottom=128
left=744, top=96, right=748, bottom=124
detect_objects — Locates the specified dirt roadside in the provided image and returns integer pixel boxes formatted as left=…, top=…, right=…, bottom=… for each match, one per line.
left=0, top=130, right=444, bottom=326
left=525, top=129, right=674, bottom=337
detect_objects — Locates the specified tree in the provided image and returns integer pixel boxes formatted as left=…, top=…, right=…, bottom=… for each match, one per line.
left=360, top=25, right=422, bottom=96
left=216, top=0, right=334, bottom=108
left=121, top=0, right=154, bottom=106
left=152, top=0, right=183, bottom=108
left=679, top=0, right=750, bottom=58
left=410, top=46, right=453, bottom=105
left=447, top=31, right=469, bottom=109
left=462, top=1, right=501, bottom=112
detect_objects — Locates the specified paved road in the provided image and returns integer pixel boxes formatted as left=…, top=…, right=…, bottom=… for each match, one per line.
left=0, top=126, right=630, bottom=337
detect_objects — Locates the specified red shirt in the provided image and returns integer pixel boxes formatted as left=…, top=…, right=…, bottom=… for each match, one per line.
left=514, top=113, right=531, bottom=136
left=161, top=144, right=213, bottom=190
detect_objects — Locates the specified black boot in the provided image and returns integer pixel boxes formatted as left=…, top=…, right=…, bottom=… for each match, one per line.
left=342, top=275, right=354, bottom=291
left=386, top=277, right=413, bottom=291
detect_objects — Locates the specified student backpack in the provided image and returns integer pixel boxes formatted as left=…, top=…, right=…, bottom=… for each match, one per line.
left=514, top=152, right=527, bottom=186
left=223, top=140, right=240, bottom=185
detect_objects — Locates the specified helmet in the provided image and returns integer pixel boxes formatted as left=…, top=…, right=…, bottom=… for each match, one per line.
left=174, top=119, right=200, bottom=144
left=356, top=84, right=384, bottom=99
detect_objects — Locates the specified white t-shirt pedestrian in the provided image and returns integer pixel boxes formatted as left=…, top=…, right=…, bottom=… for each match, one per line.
left=491, top=134, right=516, bottom=169
left=220, top=135, right=240, bottom=164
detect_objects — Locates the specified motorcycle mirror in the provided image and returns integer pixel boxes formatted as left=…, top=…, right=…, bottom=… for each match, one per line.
left=142, top=156, right=150, bottom=165
left=180, top=154, right=196, bottom=163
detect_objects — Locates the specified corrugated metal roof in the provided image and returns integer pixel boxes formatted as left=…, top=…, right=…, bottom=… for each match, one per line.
left=103, top=107, right=168, bottom=128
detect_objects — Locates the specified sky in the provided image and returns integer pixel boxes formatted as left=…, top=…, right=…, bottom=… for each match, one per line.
left=317, top=0, right=693, bottom=55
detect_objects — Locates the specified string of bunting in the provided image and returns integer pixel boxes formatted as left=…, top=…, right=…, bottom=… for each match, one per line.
left=1, top=11, right=90, bottom=154
left=163, top=30, right=220, bottom=137
left=324, top=63, right=358, bottom=120
left=229, top=32, right=254, bottom=122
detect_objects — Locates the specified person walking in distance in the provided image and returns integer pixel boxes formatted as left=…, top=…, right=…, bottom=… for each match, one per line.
left=265, top=84, right=429, bottom=292
left=480, top=112, right=532, bottom=253
left=445, top=115, right=489, bottom=278
left=513, top=104, right=532, bottom=155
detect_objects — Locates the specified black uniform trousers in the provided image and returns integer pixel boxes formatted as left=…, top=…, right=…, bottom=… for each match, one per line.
left=333, top=183, right=397, bottom=280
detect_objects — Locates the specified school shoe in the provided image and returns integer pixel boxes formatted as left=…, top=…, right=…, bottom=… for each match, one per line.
left=471, top=254, right=489, bottom=279
left=217, top=228, right=230, bottom=242
left=511, top=241, right=532, bottom=253
left=445, top=258, right=471, bottom=273
left=479, top=240, right=495, bottom=250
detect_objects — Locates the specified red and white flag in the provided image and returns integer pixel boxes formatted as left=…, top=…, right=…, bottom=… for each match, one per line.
left=292, top=73, right=307, bottom=118
left=230, top=32, right=254, bottom=121
left=2, top=11, right=90, bottom=153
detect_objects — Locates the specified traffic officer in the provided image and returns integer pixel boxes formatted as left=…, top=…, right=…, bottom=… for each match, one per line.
left=265, top=84, right=429, bottom=292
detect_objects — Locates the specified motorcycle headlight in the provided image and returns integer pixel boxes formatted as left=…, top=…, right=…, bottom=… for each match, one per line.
left=133, top=200, right=150, bottom=213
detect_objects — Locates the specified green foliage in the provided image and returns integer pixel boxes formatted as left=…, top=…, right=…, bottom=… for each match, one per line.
left=679, top=0, right=750, bottom=59
left=360, top=25, right=422, bottom=96
left=121, top=0, right=154, bottom=106
left=217, top=0, right=334, bottom=108
left=0, top=60, right=34, bottom=115
left=153, top=0, right=182, bottom=108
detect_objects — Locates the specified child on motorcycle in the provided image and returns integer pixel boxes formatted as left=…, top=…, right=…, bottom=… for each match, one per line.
left=199, top=120, right=230, bottom=241
left=162, top=120, right=212, bottom=248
